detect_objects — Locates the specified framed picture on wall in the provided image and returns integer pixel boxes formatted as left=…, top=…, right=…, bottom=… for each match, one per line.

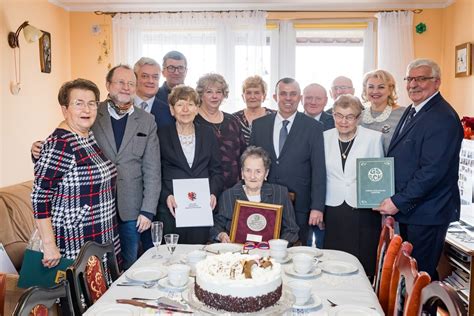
left=455, top=42, right=471, bottom=77
left=39, top=31, right=51, bottom=73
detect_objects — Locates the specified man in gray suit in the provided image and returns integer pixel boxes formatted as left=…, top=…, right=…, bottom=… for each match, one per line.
left=31, top=65, right=161, bottom=270
left=94, top=65, right=161, bottom=269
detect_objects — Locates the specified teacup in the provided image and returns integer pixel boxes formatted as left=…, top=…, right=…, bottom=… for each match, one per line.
left=269, top=239, right=288, bottom=260
left=270, top=249, right=287, bottom=260
left=292, top=253, right=314, bottom=274
left=288, top=280, right=312, bottom=305
left=167, top=264, right=190, bottom=287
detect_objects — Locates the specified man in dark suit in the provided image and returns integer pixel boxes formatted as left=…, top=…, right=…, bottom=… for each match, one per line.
left=134, top=57, right=174, bottom=128
left=156, top=51, right=188, bottom=106
left=302, top=83, right=334, bottom=247
left=375, top=59, right=463, bottom=280
left=325, top=76, right=355, bottom=115
left=250, top=78, right=326, bottom=243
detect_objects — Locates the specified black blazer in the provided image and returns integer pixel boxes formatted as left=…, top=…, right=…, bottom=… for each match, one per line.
left=387, top=92, right=463, bottom=225
left=150, top=97, right=174, bottom=129
left=158, top=123, right=224, bottom=204
left=319, top=111, right=335, bottom=131
left=250, top=112, right=326, bottom=214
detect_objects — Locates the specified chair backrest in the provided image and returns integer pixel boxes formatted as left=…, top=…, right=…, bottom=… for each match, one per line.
left=373, top=216, right=396, bottom=293
left=12, top=280, right=74, bottom=316
left=66, top=240, right=120, bottom=314
left=418, top=281, right=467, bottom=316
left=378, top=234, right=403, bottom=314
left=387, top=241, right=413, bottom=316
left=0, top=273, right=6, bottom=316
left=392, top=249, right=431, bottom=316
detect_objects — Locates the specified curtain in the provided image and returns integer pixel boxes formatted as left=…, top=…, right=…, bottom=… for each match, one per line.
left=376, top=11, right=414, bottom=107
left=112, top=11, right=267, bottom=112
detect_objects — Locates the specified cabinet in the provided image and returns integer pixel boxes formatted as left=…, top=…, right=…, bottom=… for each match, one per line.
left=441, top=227, right=474, bottom=315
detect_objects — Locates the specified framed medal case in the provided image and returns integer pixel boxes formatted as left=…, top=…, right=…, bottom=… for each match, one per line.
left=229, top=200, right=283, bottom=243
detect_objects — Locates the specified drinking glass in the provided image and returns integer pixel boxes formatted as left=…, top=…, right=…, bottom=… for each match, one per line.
left=151, top=221, right=163, bottom=258
left=164, top=233, right=179, bottom=261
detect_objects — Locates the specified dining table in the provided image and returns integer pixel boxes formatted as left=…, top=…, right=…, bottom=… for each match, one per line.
left=84, top=244, right=384, bottom=315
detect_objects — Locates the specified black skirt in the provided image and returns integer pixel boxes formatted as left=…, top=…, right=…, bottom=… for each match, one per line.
left=323, top=201, right=381, bottom=277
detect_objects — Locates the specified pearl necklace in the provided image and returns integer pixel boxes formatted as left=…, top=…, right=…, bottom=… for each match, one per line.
left=362, top=105, right=392, bottom=124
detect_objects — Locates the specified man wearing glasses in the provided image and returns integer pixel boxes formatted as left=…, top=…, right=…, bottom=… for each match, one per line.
left=134, top=57, right=174, bottom=128
left=156, top=51, right=188, bottom=106
left=375, top=58, right=463, bottom=280
left=326, top=76, right=355, bottom=115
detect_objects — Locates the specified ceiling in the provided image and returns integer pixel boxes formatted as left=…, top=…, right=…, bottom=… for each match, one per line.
left=49, top=0, right=454, bottom=12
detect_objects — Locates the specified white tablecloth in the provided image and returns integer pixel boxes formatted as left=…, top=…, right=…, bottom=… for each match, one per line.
left=85, top=245, right=384, bottom=315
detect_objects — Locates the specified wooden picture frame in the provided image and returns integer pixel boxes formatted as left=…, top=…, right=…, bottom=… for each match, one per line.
left=455, top=42, right=471, bottom=77
left=39, top=31, right=51, bottom=73
left=229, top=200, right=283, bottom=244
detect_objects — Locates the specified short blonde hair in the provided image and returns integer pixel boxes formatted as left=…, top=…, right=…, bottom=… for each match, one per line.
left=168, top=85, right=199, bottom=107
left=196, top=73, right=229, bottom=99
left=361, top=69, right=398, bottom=107
left=242, top=75, right=267, bottom=95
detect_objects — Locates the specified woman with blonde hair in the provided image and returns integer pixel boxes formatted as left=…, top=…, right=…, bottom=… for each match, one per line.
left=233, top=75, right=275, bottom=145
left=360, top=69, right=405, bottom=154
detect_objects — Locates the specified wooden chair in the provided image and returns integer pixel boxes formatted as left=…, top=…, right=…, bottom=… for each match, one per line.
left=418, top=281, right=467, bottom=316
left=387, top=241, right=413, bottom=316
left=391, top=249, right=431, bottom=316
left=373, top=216, right=395, bottom=292
left=0, top=273, right=6, bottom=316
left=12, top=280, right=74, bottom=316
left=66, top=240, right=120, bottom=314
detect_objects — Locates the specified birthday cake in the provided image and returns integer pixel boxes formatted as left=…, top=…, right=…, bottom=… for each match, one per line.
left=194, top=253, right=282, bottom=313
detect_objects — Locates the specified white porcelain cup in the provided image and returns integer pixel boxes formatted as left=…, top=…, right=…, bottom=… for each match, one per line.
left=269, top=239, right=288, bottom=260
left=167, top=264, right=190, bottom=287
left=292, top=253, right=314, bottom=274
left=288, top=280, right=312, bottom=305
left=270, top=248, right=287, bottom=260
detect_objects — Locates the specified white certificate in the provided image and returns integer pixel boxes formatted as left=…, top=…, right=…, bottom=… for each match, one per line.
left=173, top=178, right=214, bottom=227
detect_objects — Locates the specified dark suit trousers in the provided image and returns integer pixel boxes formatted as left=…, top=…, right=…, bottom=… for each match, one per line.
left=399, top=222, right=449, bottom=280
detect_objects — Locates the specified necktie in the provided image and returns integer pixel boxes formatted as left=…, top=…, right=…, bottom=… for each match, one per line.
left=279, top=120, right=289, bottom=154
left=140, top=101, right=148, bottom=111
left=400, top=107, right=416, bottom=133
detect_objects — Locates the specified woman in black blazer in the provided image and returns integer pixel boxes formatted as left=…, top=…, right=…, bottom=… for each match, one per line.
left=157, top=85, right=224, bottom=244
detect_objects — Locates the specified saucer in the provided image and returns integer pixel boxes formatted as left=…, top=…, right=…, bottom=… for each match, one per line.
left=125, top=267, right=166, bottom=282
left=158, top=277, right=193, bottom=291
left=293, top=293, right=322, bottom=310
left=273, top=255, right=291, bottom=264
left=285, top=265, right=322, bottom=278
left=320, top=260, right=358, bottom=275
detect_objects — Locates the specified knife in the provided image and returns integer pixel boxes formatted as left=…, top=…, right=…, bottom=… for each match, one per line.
left=116, top=299, right=194, bottom=314
left=131, top=297, right=188, bottom=310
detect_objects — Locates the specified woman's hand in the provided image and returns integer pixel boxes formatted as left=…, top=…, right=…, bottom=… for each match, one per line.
left=42, top=242, right=61, bottom=268
left=218, top=232, right=231, bottom=243
left=167, top=195, right=177, bottom=217
left=31, top=140, right=44, bottom=160
left=210, top=194, right=217, bottom=210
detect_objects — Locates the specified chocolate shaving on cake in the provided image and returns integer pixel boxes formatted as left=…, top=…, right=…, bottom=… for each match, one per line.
left=259, top=258, right=273, bottom=269
left=242, top=260, right=257, bottom=278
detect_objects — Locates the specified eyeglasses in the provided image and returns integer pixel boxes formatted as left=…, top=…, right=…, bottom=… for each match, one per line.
left=140, top=73, right=159, bottom=81
left=243, top=241, right=270, bottom=250
left=332, top=85, right=353, bottom=91
left=69, top=99, right=99, bottom=110
left=333, top=112, right=359, bottom=122
left=111, top=80, right=136, bottom=88
left=403, top=76, right=435, bottom=83
left=165, top=65, right=187, bottom=73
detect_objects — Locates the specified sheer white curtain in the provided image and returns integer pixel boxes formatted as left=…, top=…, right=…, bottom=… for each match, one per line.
left=376, top=11, right=414, bottom=106
left=112, top=11, right=267, bottom=112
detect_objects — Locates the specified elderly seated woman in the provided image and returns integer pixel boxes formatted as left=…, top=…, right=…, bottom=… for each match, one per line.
left=210, top=146, right=299, bottom=244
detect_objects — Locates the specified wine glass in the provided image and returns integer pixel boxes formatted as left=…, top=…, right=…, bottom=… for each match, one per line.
left=151, top=221, right=163, bottom=258
left=164, top=233, right=179, bottom=262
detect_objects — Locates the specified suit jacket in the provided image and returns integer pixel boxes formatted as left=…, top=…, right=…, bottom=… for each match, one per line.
left=250, top=112, right=326, bottom=214
left=92, top=103, right=161, bottom=221
left=150, top=97, right=175, bottom=128
left=319, top=111, right=335, bottom=131
left=211, top=182, right=299, bottom=242
left=156, top=81, right=170, bottom=106
left=158, top=123, right=224, bottom=204
left=387, top=92, right=463, bottom=225
left=325, top=126, right=383, bottom=207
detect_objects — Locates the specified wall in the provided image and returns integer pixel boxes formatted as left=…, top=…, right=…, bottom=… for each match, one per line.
left=0, top=0, right=71, bottom=186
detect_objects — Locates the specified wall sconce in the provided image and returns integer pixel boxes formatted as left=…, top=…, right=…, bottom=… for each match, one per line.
left=7, top=21, right=43, bottom=95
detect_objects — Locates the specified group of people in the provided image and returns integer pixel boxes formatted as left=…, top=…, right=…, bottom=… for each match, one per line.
left=30, top=51, right=463, bottom=281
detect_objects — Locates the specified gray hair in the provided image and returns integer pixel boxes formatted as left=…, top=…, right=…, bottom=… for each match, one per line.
left=105, top=64, right=134, bottom=83
left=240, top=146, right=271, bottom=171
left=163, top=51, right=187, bottom=68
left=196, top=73, right=229, bottom=99
left=333, top=95, right=364, bottom=116
left=407, top=58, right=441, bottom=78
left=133, top=57, right=161, bottom=74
